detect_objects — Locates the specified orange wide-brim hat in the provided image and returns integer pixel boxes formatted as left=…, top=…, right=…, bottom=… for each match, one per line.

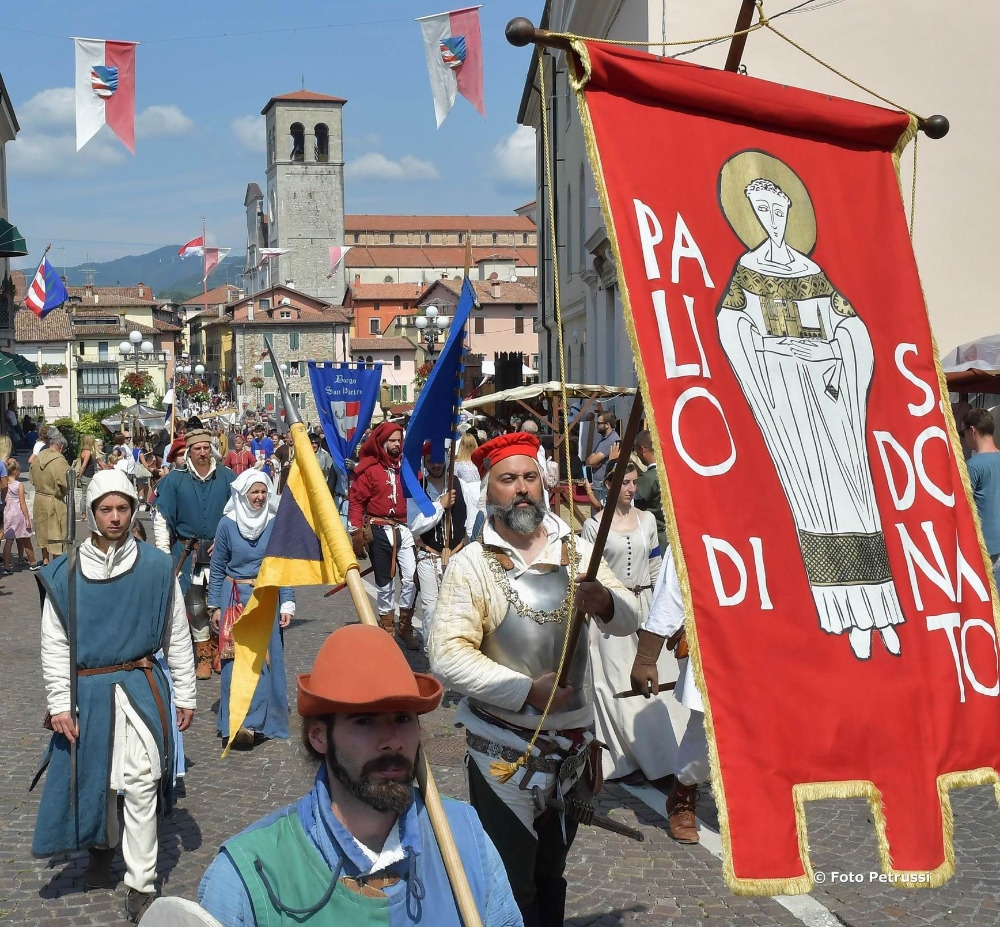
left=297, top=624, right=444, bottom=717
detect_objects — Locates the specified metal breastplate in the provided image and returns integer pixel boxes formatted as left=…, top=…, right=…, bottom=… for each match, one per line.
left=471, top=558, right=589, bottom=720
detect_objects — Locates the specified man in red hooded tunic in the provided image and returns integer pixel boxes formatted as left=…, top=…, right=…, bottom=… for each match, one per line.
left=348, top=422, right=420, bottom=649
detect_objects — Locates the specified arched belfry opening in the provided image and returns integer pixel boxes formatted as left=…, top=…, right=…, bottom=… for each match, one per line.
left=290, top=122, right=305, bottom=162
left=314, top=123, right=329, bottom=162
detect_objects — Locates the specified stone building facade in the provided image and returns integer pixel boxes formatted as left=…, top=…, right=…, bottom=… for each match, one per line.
left=261, top=90, right=347, bottom=303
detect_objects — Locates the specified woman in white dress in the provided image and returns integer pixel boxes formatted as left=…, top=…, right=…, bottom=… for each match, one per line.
left=582, top=462, right=686, bottom=781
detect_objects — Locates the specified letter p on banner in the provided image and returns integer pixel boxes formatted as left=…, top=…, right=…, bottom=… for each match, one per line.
left=569, top=40, right=1000, bottom=894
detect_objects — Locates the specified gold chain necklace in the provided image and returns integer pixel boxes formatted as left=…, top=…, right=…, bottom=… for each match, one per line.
left=483, top=549, right=579, bottom=625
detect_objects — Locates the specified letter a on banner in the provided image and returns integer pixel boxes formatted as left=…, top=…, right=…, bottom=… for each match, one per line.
left=568, top=41, right=1000, bottom=894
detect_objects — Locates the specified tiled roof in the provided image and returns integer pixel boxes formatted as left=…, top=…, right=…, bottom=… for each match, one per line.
left=72, top=321, right=158, bottom=337
left=182, top=285, right=242, bottom=307
left=14, top=307, right=73, bottom=343
left=262, top=89, right=347, bottom=114
left=435, top=277, right=539, bottom=304
left=345, top=246, right=537, bottom=269
left=66, top=285, right=158, bottom=307
left=345, top=215, right=535, bottom=232
left=347, top=283, right=424, bottom=301
left=154, top=319, right=182, bottom=333
left=349, top=337, right=418, bottom=352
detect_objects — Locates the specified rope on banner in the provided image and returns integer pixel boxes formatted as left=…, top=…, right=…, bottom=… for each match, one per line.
left=489, top=48, right=579, bottom=784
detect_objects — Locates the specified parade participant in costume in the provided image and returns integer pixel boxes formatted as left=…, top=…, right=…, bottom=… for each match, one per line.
left=208, top=471, right=294, bottom=749
left=153, top=429, right=236, bottom=680
left=429, top=432, right=640, bottom=927
left=198, top=623, right=522, bottom=926
left=582, top=463, right=683, bottom=782
left=407, top=441, right=467, bottom=647
left=630, top=546, right=708, bottom=844
left=29, top=431, right=70, bottom=569
left=348, top=422, right=419, bottom=649
left=223, top=434, right=256, bottom=476
left=33, top=470, right=197, bottom=923
left=454, top=431, right=483, bottom=538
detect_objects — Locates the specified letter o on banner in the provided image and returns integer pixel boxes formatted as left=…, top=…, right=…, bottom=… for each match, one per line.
left=961, top=618, right=1000, bottom=697
left=671, top=387, right=737, bottom=477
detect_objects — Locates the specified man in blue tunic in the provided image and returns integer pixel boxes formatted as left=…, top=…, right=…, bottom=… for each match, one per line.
left=34, top=470, right=197, bottom=923
left=199, top=623, right=522, bottom=926
left=153, top=428, right=236, bottom=679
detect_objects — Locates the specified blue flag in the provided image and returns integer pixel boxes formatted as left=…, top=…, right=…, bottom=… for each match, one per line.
left=308, top=361, right=382, bottom=475
left=24, top=257, right=69, bottom=318
left=402, top=277, right=475, bottom=516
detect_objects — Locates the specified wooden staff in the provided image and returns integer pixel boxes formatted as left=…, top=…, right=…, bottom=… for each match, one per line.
left=557, top=393, right=644, bottom=688
left=266, top=343, right=483, bottom=927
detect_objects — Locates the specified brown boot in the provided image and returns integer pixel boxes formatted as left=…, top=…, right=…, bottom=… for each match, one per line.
left=378, top=613, right=396, bottom=635
left=210, top=634, right=221, bottom=674
left=194, top=640, right=213, bottom=680
left=397, top=608, right=422, bottom=651
left=666, top=781, right=700, bottom=843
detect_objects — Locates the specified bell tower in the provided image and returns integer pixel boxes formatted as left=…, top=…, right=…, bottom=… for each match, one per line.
left=262, top=89, right=347, bottom=301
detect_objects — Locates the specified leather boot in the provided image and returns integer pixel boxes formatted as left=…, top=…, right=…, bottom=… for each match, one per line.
left=666, top=781, right=700, bottom=844
left=397, top=608, right=422, bottom=651
left=86, top=846, right=114, bottom=889
left=378, top=613, right=396, bottom=635
left=210, top=634, right=221, bottom=674
left=194, top=640, right=213, bottom=680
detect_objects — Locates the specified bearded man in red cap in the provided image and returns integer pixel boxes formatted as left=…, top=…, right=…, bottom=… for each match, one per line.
left=429, top=432, right=640, bottom=927
left=198, top=624, right=521, bottom=926
left=348, top=422, right=420, bottom=649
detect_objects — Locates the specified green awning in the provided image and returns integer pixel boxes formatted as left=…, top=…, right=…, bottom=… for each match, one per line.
left=0, top=351, right=43, bottom=391
left=0, top=218, right=28, bottom=258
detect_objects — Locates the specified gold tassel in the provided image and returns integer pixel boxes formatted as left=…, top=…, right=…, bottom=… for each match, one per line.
left=490, top=756, right=524, bottom=783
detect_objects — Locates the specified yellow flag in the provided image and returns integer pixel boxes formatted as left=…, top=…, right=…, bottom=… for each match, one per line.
left=226, top=423, right=358, bottom=750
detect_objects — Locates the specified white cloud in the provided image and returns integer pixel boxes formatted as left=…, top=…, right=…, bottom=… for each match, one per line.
left=7, top=87, right=194, bottom=176
left=232, top=114, right=264, bottom=154
left=492, top=126, right=536, bottom=189
left=137, top=105, right=194, bottom=138
left=18, top=87, right=75, bottom=129
left=345, top=152, right=439, bottom=182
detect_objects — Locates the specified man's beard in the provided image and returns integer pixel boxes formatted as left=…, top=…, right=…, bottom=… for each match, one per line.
left=327, top=741, right=415, bottom=816
left=488, top=492, right=546, bottom=535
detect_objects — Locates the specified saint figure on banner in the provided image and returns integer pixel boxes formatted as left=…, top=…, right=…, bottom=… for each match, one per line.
left=715, top=150, right=905, bottom=660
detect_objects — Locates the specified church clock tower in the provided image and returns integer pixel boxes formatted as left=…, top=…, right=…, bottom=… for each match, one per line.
left=262, top=90, right=347, bottom=302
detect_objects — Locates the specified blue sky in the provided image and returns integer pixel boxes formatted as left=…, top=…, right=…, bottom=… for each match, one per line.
left=3, top=1, right=538, bottom=271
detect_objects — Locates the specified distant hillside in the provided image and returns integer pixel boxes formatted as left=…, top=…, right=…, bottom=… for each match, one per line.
left=59, top=246, right=246, bottom=301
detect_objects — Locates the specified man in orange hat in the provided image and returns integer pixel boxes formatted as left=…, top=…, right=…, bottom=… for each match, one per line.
left=429, top=432, right=640, bottom=927
left=198, top=624, right=521, bottom=926
left=348, top=422, right=420, bottom=650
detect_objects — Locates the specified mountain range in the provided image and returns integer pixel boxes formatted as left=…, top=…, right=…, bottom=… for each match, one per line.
left=55, top=246, right=247, bottom=301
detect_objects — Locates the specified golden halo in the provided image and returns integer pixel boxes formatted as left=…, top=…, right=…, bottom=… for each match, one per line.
left=718, top=150, right=817, bottom=254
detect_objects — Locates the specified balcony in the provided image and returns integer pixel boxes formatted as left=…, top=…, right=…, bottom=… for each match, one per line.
left=76, top=352, right=170, bottom=368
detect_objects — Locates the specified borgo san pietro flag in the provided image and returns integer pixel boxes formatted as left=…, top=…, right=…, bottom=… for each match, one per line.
left=74, top=37, right=138, bottom=154
left=571, top=40, right=1000, bottom=893
left=417, top=7, right=485, bottom=127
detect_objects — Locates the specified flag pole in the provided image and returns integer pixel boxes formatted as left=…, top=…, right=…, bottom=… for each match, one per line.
left=201, top=217, right=209, bottom=376
left=443, top=236, right=473, bottom=554
left=265, top=342, right=483, bottom=927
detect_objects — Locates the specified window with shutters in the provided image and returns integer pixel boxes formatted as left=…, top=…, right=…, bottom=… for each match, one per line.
left=289, top=332, right=300, bottom=350
left=515, top=317, right=525, bottom=334
left=49, top=390, right=60, bottom=408
left=474, top=317, right=485, bottom=335
left=370, top=318, right=381, bottom=334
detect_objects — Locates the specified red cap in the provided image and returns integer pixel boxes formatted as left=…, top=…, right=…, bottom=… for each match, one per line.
left=472, top=432, right=541, bottom=477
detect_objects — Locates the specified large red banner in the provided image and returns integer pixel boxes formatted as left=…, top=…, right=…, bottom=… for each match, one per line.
left=573, top=41, right=1000, bottom=894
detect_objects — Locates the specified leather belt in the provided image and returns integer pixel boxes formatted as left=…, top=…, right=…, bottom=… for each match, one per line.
left=78, top=655, right=170, bottom=760
left=227, top=576, right=255, bottom=586
left=466, top=730, right=588, bottom=780
left=469, top=703, right=586, bottom=742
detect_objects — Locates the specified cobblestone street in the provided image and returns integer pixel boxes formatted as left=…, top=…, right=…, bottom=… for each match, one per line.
left=2, top=516, right=1000, bottom=925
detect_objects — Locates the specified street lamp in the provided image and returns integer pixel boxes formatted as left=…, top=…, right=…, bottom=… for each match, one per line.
left=413, top=304, right=451, bottom=356
left=119, top=329, right=155, bottom=374
left=253, top=362, right=264, bottom=410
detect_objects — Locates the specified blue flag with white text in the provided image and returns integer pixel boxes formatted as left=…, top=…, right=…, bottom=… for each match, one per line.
left=402, top=276, right=475, bottom=516
left=308, top=362, right=382, bottom=475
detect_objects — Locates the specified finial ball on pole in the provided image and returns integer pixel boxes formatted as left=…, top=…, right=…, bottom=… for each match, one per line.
left=920, top=114, right=949, bottom=139
left=506, top=17, right=537, bottom=47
